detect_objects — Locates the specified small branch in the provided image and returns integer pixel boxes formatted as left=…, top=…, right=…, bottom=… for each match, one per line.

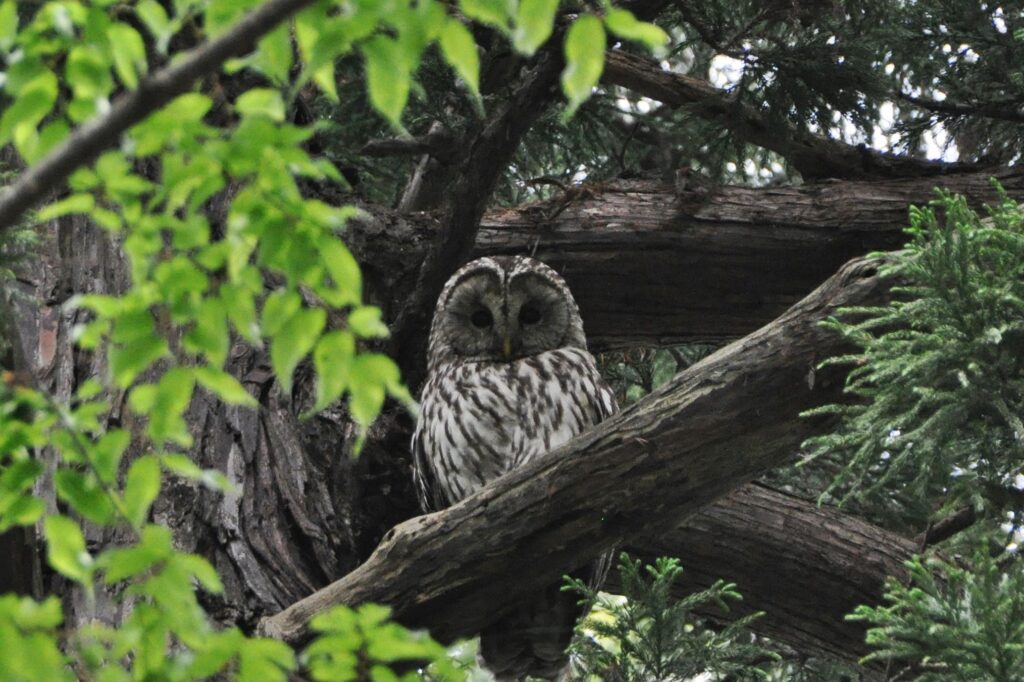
left=898, top=92, right=1024, bottom=125
left=914, top=506, right=977, bottom=549
left=0, top=0, right=316, bottom=232
left=600, top=50, right=983, bottom=180
left=359, top=129, right=457, bottom=161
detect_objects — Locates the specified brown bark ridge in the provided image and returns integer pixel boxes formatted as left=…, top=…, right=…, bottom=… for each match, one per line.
left=626, top=484, right=915, bottom=662
left=257, top=254, right=891, bottom=646
left=601, top=49, right=984, bottom=180
left=349, top=169, right=1024, bottom=351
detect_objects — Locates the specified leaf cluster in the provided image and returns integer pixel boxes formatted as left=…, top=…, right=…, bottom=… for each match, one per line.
left=802, top=184, right=1024, bottom=520
left=564, top=554, right=777, bottom=681
left=849, top=539, right=1024, bottom=681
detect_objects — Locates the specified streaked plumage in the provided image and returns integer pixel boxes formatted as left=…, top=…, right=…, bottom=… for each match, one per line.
left=412, top=256, right=617, bottom=681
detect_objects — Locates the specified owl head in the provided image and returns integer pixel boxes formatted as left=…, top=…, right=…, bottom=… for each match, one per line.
left=426, top=256, right=588, bottom=369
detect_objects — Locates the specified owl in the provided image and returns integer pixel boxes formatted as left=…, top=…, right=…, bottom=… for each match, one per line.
left=412, top=255, right=618, bottom=681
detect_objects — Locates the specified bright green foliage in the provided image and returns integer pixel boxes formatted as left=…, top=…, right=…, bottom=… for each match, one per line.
left=849, top=541, right=1024, bottom=680
left=303, top=603, right=462, bottom=681
left=802, top=186, right=1024, bottom=515
left=561, top=16, right=607, bottom=121
left=0, top=596, right=70, bottom=682
left=565, top=554, right=777, bottom=680
left=0, top=1, right=671, bottom=680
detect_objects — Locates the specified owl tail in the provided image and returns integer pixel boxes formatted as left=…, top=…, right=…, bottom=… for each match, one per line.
left=478, top=580, right=582, bottom=681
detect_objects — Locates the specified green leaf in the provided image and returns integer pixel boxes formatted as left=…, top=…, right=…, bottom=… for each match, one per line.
left=22, top=120, right=70, bottom=164
left=604, top=8, right=669, bottom=51
left=560, top=15, right=605, bottom=120
left=348, top=354, right=403, bottom=428
left=270, top=308, right=326, bottom=393
left=136, top=0, right=173, bottom=53
left=145, top=368, right=196, bottom=447
left=109, top=312, right=169, bottom=388
left=123, top=455, right=161, bottom=528
left=513, top=0, right=558, bottom=56
left=38, top=194, right=95, bottom=221
left=221, top=282, right=261, bottom=343
left=54, top=470, right=115, bottom=525
left=182, top=297, right=229, bottom=367
left=161, top=454, right=233, bottom=492
left=172, top=553, right=223, bottom=593
left=317, top=238, right=362, bottom=307
left=100, top=524, right=172, bottom=583
left=261, top=290, right=301, bottom=337
left=252, top=23, right=293, bottom=84
left=66, top=46, right=113, bottom=101
left=311, top=62, right=339, bottom=103
left=348, top=307, right=389, bottom=338
left=194, top=367, right=257, bottom=407
left=0, top=459, right=43, bottom=494
left=311, top=331, right=355, bottom=413
left=93, top=429, right=130, bottom=483
left=459, top=0, right=513, bottom=33
left=362, top=35, right=412, bottom=129
left=43, top=515, right=93, bottom=585
left=0, top=70, right=58, bottom=148
left=236, top=88, right=286, bottom=123
left=439, top=19, right=480, bottom=95
left=108, top=22, right=148, bottom=89
left=238, top=638, right=295, bottom=682
left=0, top=0, right=18, bottom=52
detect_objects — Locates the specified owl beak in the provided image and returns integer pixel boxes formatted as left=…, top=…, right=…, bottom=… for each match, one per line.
left=502, top=335, right=513, bottom=360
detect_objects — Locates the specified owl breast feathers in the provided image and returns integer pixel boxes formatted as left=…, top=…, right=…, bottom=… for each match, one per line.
left=411, top=255, right=617, bottom=681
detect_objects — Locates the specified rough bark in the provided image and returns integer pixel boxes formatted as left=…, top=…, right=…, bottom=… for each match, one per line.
left=258, top=254, right=890, bottom=646
left=348, top=168, right=1024, bottom=351
left=624, top=484, right=915, bottom=663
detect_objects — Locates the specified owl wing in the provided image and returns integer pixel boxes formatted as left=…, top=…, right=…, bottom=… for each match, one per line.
left=583, top=373, right=619, bottom=590
left=411, top=422, right=448, bottom=514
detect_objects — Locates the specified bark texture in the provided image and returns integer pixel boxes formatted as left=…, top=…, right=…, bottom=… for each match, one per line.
left=350, top=169, right=1024, bottom=350
left=626, top=484, right=916, bottom=662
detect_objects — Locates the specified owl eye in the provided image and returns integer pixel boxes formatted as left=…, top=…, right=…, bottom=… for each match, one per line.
left=470, top=308, right=493, bottom=328
left=519, top=304, right=541, bottom=325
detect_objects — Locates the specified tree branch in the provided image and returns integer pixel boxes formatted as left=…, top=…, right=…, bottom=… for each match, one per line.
left=344, top=169, right=1024, bottom=353
left=623, top=483, right=915, bottom=663
left=898, top=92, right=1024, bottom=125
left=0, top=0, right=317, bottom=232
left=600, top=50, right=984, bottom=180
left=259, top=254, right=891, bottom=648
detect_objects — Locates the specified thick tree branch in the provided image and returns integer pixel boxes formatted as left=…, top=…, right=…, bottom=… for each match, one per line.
left=626, top=483, right=915, bottom=663
left=600, top=50, right=983, bottom=180
left=347, top=169, right=1024, bottom=352
left=0, top=0, right=315, bottom=232
left=259, top=254, right=891, bottom=648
